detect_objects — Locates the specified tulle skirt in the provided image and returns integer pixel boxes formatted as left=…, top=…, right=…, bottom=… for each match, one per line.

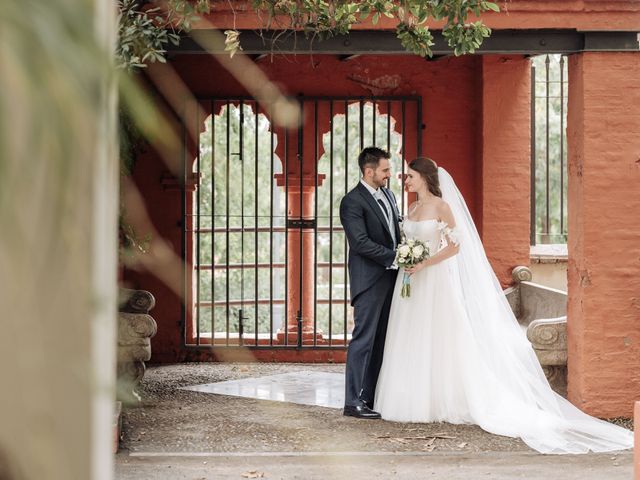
left=374, top=262, right=634, bottom=454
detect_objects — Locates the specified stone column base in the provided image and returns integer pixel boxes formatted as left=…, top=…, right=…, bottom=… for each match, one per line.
left=276, top=329, right=328, bottom=345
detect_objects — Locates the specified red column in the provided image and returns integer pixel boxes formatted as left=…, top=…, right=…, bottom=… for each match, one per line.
left=480, top=55, right=532, bottom=287
left=567, top=52, right=640, bottom=417
left=274, top=174, right=327, bottom=345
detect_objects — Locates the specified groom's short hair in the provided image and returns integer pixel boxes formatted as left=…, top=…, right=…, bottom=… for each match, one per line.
left=358, top=147, right=391, bottom=174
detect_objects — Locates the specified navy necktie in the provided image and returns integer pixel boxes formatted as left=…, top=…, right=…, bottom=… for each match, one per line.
left=377, top=198, right=389, bottom=221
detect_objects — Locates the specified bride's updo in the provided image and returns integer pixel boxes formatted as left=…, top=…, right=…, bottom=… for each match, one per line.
left=408, top=157, right=442, bottom=198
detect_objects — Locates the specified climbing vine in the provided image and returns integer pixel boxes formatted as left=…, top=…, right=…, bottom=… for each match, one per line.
left=117, top=0, right=500, bottom=72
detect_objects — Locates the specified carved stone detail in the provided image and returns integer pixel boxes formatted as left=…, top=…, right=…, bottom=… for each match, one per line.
left=117, top=289, right=157, bottom=404
left=526, top=317, right=567, bottom=396
left=541, top=365, right=567, bottom=397
left=527, top=317, right=568, bottom=365
left=119, top=288, right=156, bottom=314
left=512, top=265, right=533, bottom=283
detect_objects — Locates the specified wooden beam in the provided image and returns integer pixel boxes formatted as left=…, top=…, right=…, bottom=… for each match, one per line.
left=168, top=30, right=640, bottom=56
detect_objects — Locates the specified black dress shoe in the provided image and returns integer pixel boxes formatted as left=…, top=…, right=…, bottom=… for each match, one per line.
left=343, top=404, right=382, bottom=419
left=361, top=399, right=374, bottom=410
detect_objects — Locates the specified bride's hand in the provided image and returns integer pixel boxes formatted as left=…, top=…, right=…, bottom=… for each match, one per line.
left=405, top=259, right=429, bottom=275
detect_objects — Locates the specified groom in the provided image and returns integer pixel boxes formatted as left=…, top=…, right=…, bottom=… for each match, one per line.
left=339, top=147, right=401, bottom=419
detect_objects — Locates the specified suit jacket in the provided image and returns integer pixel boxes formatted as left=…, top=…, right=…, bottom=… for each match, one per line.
left=339, top=182, right=401, bottom=305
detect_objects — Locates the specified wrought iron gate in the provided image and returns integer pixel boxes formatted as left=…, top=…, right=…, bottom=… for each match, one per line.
left=530, top=54, right=568, bottom=245
left=183, top=96, right=422, bottom=349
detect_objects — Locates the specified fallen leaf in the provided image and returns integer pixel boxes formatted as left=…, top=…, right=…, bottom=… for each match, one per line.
left=242, top=471, right=265, bottom=478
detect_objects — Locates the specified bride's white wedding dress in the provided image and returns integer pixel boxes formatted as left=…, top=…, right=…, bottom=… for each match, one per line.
left=374, top=168, right=634, bottom=454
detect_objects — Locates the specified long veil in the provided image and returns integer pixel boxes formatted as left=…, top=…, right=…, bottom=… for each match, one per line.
left=437, top=166, right=633, bottom=454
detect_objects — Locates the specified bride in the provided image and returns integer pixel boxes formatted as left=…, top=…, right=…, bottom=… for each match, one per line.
left=374, top=157, right=634, bottom=454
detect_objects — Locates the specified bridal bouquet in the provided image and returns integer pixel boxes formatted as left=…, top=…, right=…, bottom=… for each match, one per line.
left=395, top=238, right=430, bottom=298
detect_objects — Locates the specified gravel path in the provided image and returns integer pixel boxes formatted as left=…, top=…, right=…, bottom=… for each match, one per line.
left=121, top=363, right=631, bottom=455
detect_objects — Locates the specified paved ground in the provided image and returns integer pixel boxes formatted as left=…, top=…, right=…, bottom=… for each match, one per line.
left=116, top=363, right=634, bottom=479
left=116, top=451, right=633, bottom=480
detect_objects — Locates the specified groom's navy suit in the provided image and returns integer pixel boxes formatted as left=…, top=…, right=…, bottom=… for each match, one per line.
left=340, top=182, right=401, bottom=407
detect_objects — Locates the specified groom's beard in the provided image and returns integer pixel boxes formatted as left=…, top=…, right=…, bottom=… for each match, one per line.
left=373, top=177, right=389, bottom=189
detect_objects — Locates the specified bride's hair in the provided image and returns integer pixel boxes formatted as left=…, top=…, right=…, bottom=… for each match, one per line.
left=408, top=157, right=442, bottom=198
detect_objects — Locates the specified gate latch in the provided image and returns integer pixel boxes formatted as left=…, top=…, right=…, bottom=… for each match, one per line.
left=287, top=218, right=316, bottom=229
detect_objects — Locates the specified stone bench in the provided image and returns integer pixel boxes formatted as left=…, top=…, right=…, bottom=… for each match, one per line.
left=505, top=266, right=568, bottom=396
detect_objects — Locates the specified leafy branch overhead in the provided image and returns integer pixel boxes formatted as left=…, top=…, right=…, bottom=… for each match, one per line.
left=116, top=1, right=498, bottom=72
left=117, top=0, right=211, bottom=72
left=239, top=0, right=499, bottom=57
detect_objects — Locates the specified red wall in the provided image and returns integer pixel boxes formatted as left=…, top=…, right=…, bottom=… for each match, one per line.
left=128, top=53, right=489, bottom=362
left=567, top=52, right=640, bottom=417
left=173, top=53, right=482, bottom=208
left=479, top=56, right=532, bottom=285
left=201, top=0, right=640, bottom=31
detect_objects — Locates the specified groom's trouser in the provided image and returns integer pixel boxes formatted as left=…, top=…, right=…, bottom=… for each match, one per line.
left=344, top=269, right=397, bottom=407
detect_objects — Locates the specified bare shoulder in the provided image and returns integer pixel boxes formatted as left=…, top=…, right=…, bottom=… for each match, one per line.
left=436, top=198, right=456, bottom=224
left=432, top=197, right=449, bottom=212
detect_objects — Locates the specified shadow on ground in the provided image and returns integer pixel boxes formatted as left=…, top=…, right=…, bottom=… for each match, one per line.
left=122, top=363, right=530, bottom=454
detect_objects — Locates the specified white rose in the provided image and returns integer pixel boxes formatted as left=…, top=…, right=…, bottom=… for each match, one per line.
left=412, top=245, right=424, bottom=257
left=398, top=245, right=411, bottom=257
left=407, top=238, right=415, bottom=247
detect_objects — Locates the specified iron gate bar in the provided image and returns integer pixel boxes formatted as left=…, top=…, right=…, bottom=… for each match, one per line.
left=328, top=101, right=334, bottom=347
left=313, top=99, right=319, bottom=347
left=198, top=260, right=346, bottom=268
left=211, top=101, right=216, bottom=339
left=225, top=101, right=230, bottom=347
left=198, top=95, right=420, bottom=101
left=372, top=99, right=376, bottom=145
left=196, top=260, right=347, bottom=270
left=254, top=101, right=259, bottom=347
left=198, top=299, right=352, bottom=306
left=181, top=98, right=187, bottom=348
left=199, top=299, right=354, bottom=306
left=401, top=100, right=406, bottom=213
left=171, top=30, right=640, bottom=55
left=269, top=105, right=274, bottom=347
left=194, top=95, right=421, bottom=102
left=417, top=100, right=423, bottom=157
left=284, top=121, right=289, bottom=346
left=530, top=66, right=536, bottom=246
left=196, top=226, right=290, bottom=233
left=545, top=56, right=550, bottom=235
left=298, top=97, right=304, bottom=349
left=239, top=99, right=245, bottom=345
left=343, top=100, right=349, bottom=343
left=359, top=99, right=364, bottom=151
left=196, top=103, right=201, bottom=345
left=559, top=56, right=565, bottom=235
left=386, top=100, right=391, bottom=156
